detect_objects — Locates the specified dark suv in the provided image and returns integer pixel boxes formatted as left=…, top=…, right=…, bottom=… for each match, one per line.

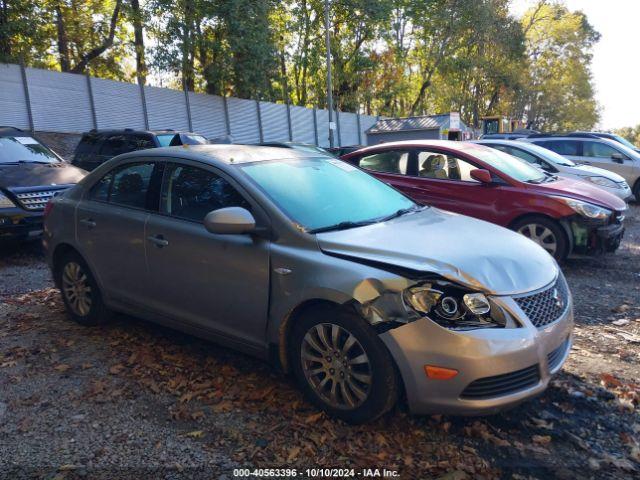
left=0, top=127, right=86, bottom=241
left=72, top=129, right=208, bottom=171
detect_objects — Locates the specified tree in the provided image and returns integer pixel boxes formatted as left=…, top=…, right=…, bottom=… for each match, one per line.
left=613, top=125, right=640, bottom=148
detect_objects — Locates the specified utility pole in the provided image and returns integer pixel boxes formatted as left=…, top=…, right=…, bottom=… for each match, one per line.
left=324, top=0, right=335, bottom=147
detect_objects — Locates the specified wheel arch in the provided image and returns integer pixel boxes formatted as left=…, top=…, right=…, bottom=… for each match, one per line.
left=508, top=213, right=573, bottom=257
left=276, top=298, right=348, bottom=374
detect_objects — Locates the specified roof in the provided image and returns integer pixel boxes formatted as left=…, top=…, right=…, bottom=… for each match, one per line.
left=83, top=129, right=198, bottom=136
left=366, top=114, right=469, bottom=134
left=128, top=144, right=323, bottom=165
left=342, top=140, right=491, bottom=158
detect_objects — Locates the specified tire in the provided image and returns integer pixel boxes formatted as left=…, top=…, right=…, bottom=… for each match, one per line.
left=633, top=180, right=640, bottom=203
left=55, top=251, right=110, bottom=326
left=511, top=216, right=568, bottom=262
left=289, top=304, right=399, bottom=424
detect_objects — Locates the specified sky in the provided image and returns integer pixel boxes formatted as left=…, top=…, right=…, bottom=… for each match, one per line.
left=511, top=0, right=640, bottom=130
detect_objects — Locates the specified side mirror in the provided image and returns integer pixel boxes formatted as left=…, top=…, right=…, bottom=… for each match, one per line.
left=470, top=168, right=493, bottom=184
left=611, top=153, right=624, bottom=163
left=204, top=207, right=256, bottom=235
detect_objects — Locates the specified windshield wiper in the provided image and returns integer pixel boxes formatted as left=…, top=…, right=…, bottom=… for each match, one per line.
left=0, top=159, right=52, bottom=165
left=378, top=205, right=427, bottom=222
left=307, top=219, right=378, bottom=234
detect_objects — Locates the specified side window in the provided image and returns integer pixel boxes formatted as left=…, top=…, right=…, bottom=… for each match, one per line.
left=109, top=163, right=155, bottom=209
left=99, top=135, right=131, bottom=157
left=508, top=147, right=548, bottom=169
left=129, top=135, right=155, bottom=151
left=358, top=151, right=409, bottom=175
left=539, top=140, right=579, bottom=156
left=416, top=151, right=480, bottom=182
left=161, top=164, right=251, bottom=222
left=89, top=172, right=113, bottom=202
left=583, top=141, right=624, bottom=159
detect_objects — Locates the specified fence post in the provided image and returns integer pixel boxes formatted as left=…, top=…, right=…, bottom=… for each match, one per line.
left=335, top=109, right=341, bottom=147
left=138, top=76, right=149, bottom=129
left=222, top=96, right=231, bottom=136
left=286, top=103, right=293, bottom=141
left=356, top=113, right=362, bottom=145
left=85, top=70, right=98, bottom=130
left=312, top=107, right=319, bottom=146
left=256, top=100, right=264, bottom=143
left=184, top=84, right=193, bottom=132
left=19, top=59, right=34, bottom=132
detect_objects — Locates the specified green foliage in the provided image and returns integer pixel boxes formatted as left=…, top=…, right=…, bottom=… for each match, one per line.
left=613, top=125, right=640, bottom=148
left=4, top=0, right=607, bottom=131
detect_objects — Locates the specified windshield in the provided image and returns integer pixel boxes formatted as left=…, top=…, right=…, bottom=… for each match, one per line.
left=156, top=134, right=176, bottom=147
left=291, top=144, right=335, bottom=156
left=180, top=134, right=208, bottom=145
left=514, top=142, right=576, bottom=166
left=240, top=157, right=416, bottom=231
left=0, top=136, right=61, bottom=164
left=470, top=146, right=546, bottom=183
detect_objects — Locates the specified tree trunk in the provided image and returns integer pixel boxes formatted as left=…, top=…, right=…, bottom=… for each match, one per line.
left=131, top=0, right=146, bottom=84
left=0, top=0, right=11, bottom=60
left=55, top=3, right=71, bottom=72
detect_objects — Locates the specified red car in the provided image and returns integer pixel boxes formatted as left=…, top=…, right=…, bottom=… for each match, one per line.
left=342, top=140, right=627, bottom=261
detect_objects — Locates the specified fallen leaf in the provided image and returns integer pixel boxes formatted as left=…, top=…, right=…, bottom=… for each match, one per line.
left=54, top=364, right=71, bottom=373
left=185, top=430, right=204, bottom=439
left=304, top=412, right=324, bottom=424
left=287, top=446, right=301, bottom=462
left=532, top=435, right=551, bottom=445
left=109, top=364, right=125, bottom=375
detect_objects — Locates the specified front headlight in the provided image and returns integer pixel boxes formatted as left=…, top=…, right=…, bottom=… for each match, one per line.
left=552, top=196, right=611, bottom=220
left=0, top=191, right=16, bottom=209
left=583, top=176, right=619, bottom=189
left=403, top=282, right=503, bottom=330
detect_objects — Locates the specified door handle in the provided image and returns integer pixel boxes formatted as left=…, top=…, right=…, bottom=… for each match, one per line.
left=80, top=218, right=96, bottom=228
left=147, top=234, right=169, bottom=247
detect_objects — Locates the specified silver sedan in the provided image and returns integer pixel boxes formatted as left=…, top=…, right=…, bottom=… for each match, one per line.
left=44, top=145, right=573, bottom=423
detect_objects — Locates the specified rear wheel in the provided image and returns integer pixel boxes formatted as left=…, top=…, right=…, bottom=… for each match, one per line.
left=55, top=251, right=110, bottom=326
left=511, top=216, right=568, bottom=261
left=633, top=180, right=640, bottom=203
left=290, top=305, right=399, bottom=424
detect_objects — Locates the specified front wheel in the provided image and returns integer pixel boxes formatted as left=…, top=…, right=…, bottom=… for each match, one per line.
left=290, top=305, right=399, bottom=424
left=511, top=216, right=568, bottom=261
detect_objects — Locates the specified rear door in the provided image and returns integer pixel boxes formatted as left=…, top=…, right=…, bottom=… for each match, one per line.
left=144, top=160, right=270, bottom=349
left=76, top=160, right=161, bottom=307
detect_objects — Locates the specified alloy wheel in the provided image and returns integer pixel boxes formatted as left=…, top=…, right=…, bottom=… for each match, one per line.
left=518, top=223, right=558, bottom=256
left=61, top=261, right=92, bottom=316
left=300, top=323, right=372, bottom=410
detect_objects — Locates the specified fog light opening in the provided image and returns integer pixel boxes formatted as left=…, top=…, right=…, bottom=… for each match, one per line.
left=424, top=365, right=459, bottom=380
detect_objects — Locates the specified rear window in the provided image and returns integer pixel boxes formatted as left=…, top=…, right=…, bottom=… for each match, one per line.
left=99, top=135, right=132, bottom=157
left=0, top=136, right=60, bottom=164
left=75, top=134, right=101, bottom=155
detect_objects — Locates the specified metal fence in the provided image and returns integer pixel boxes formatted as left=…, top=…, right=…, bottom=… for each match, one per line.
left=0, top=63, right=378, bottom=147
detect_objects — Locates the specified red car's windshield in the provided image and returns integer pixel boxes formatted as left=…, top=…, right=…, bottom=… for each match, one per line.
left=467, top=146, right=546, bottom=183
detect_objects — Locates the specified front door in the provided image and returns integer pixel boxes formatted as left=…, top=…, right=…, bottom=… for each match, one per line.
left=76, top=161, right=158, bottom=306
left=144, top=161, right=270, bottom=349
left=581, top=140, right=637, bottom=184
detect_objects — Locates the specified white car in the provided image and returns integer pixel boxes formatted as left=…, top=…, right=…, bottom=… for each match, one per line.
left=474, top=139, right=633, bottom=202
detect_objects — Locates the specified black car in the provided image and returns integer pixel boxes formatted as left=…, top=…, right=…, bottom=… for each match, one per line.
left=72, top=129, right=209, bottom=171
left=0, top=127, right=87, bottom=242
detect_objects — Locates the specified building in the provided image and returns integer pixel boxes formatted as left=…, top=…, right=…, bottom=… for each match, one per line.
left=365, top=113, right=474, bottom=145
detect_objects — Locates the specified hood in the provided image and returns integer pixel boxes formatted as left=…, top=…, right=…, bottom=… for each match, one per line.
left=529, top=176, right=627, bottom=211
left=572, top=164, right=626, bottom=183
left=0, top=162, right=87, bottom=189
left=316, top=208, right=557, bottom=296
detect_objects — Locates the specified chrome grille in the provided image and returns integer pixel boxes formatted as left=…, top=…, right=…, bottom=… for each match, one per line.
left=461, top=364, right=540, bottom=399
left=513, top=275, right=569, bottom=328
left=15, top=188, right=67, bottom=211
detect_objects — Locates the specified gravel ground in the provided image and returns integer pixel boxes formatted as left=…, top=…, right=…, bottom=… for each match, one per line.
left=1, top=205, right=639, bottom=479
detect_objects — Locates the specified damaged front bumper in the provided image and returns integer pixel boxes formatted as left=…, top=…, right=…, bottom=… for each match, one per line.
left=379, top=294, right=573, bottom=416
left=566, top=213, right=625, bottom=256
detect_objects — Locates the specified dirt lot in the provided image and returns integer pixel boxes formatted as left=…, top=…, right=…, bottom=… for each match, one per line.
left=1, top=205, right=639, bottom=480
